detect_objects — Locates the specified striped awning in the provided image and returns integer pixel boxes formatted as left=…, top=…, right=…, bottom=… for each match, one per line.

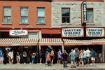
left=39, top=38, right=63, bottom=46
left=63, top=38, right=105, bottom=46
left=0, top=38, right=39, bottom=47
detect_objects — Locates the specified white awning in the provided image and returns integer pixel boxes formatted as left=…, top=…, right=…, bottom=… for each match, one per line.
left=0, top=38, right=39, bottom=47
left=39, top=38, right=63, bottom=46
left=63, top=38, right=105, bottom=46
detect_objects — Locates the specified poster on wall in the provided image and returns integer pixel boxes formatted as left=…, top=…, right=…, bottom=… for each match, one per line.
left=86, top=28, right=104, bottom=37
left=62, top=28, right=84, bottom=37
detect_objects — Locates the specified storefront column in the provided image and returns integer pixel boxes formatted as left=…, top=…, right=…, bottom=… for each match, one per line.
left=39, top=45, right=41, bottom=63
left=62, top=45, right=64, bottom=53
left=102, top=45, right=105, bottom=63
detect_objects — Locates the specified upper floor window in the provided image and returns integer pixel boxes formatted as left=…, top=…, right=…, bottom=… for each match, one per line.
left=62, top=8, right=70, bottom=23
left=20, top=7, right=28, bottom=24
left=3, top=7, right=11, bottom=24
left=37, top=7, right=45, bottom=24
left=87, top=8, right=94, bottom=23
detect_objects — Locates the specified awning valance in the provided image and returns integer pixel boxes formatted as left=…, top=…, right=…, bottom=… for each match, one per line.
left=63, top=38, right=105, bottom=46
left=39, top=38, right=63, bottom=46
left=0, top=38, right=39, bottom=47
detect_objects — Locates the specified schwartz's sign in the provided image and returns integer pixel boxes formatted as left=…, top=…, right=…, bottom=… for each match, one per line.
left=9, top=30, right=28, bottom=36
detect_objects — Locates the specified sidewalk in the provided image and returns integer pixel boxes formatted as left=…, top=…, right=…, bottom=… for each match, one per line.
left=0, top=63, right=105, bottom=70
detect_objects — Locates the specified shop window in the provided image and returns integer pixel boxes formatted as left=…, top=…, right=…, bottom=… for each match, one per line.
left=37, top=7, right=45, bottom=24
left=3, top=7, right=11, bottom=24
left=86, top=8, right=94, bottom=23
left=62, top=8, right=70, bottom=23
left=20, top=7, right=28, bottom=24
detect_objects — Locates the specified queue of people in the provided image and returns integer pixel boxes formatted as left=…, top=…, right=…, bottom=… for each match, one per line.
left=0, top=47, right=101, bottom=68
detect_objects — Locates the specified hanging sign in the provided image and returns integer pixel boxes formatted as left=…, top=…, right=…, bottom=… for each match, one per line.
left=62, top=28, right=84, bottom=37
left=86, top=28, right=104, bottom=37
left=9, top=30, right=28, bottom=36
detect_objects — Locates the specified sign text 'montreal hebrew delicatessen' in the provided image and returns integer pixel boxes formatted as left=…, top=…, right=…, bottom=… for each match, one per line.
left=86, top=28, right=104, bottom=37
left=62, top=28, right=84, bottom=37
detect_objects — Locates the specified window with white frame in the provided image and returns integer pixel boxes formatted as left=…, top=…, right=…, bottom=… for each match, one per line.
left=86, top=8, right=94, bottom=23
left=20, top=7, right=28, bottom=24
left=37, top=7, right=45, bottom=24
left=62, top=8, right=70, bottom=23
left=3, top=7, right=11, bottom=24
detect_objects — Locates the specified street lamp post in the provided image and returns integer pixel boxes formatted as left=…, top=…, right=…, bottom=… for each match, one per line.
left=82, top=1, right=87, bottom=38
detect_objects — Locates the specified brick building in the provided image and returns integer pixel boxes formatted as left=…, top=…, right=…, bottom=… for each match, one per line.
left=0, top=0, right=105, bottom=63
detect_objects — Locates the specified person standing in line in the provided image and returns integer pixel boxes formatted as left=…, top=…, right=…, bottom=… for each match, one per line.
left=23, top=51, right=27, bottom=64
left=90, top=49, right=96, bottom=65
left=45, top=48, right=49, bottom=64
left=75, top=48, right=80, bottom=66
left=79, top=49, right=84, bottom=66
left=57, top=49, right=62, bottom=64
left=69, top=49, right=76, bottom=66
left=62, top=50, right=68, bottom=68
left=46, top=51, right=52, bottom=66
left=8, top=49, right=13, bottom=64
left=83, top=49, right=87, bottom=65
left=86, top=48, right=91, bottom=64
left=51, top=49, right=54, bottom=64
left=16, top=52, right=20, bottom=64
left=31, top=52, right=36, bottom=64
left=0, top=48, right=4, bottom=64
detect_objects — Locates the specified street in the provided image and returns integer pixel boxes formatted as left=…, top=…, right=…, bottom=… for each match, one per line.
left=0, top=63, right=105, bottom=70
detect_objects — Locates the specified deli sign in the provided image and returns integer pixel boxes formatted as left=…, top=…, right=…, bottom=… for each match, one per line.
left=9, top=30, right=28, bottom=36
left=86, top=28, right=104, bottom=37
left=62, top=28, right=84, bottom=37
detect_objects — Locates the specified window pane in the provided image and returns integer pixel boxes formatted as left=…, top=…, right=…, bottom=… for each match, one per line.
left=4, top=7, right=11, bottom=16
left=3, top=16, right=11, bottom=24
left=21, top=7, right=28, bottom=16
left=62, top=8, right=70, bottom=16
left=62, top=8, right=70, bottom=23
left=87, top=8, right=93, bottom=23
left=62, top=17, right=66, bottom=23
left=37, top=17, right=45, bottom=24
left=62, top=17, right=70, bottom=23
left=21, top=17, right=28, bottom=24
left=38, top=8, right=45, bottom=17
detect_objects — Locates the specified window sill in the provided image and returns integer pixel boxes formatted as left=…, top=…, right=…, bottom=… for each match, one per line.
left=36, top=23, right=46, bottom=25
left=19, top=23, right=29, bottom=25
left=2, top=23, right=12, bottom=25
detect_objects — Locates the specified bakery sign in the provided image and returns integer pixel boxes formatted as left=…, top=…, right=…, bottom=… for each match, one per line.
left=9, top=30, right=28, bottom=36
left=62, top=28, right=84, bottom=37
left=86, top=28, right=104, bottom=37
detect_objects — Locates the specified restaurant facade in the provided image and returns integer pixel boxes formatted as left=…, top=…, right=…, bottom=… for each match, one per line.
left=0, top=0, right=105, bottom=63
